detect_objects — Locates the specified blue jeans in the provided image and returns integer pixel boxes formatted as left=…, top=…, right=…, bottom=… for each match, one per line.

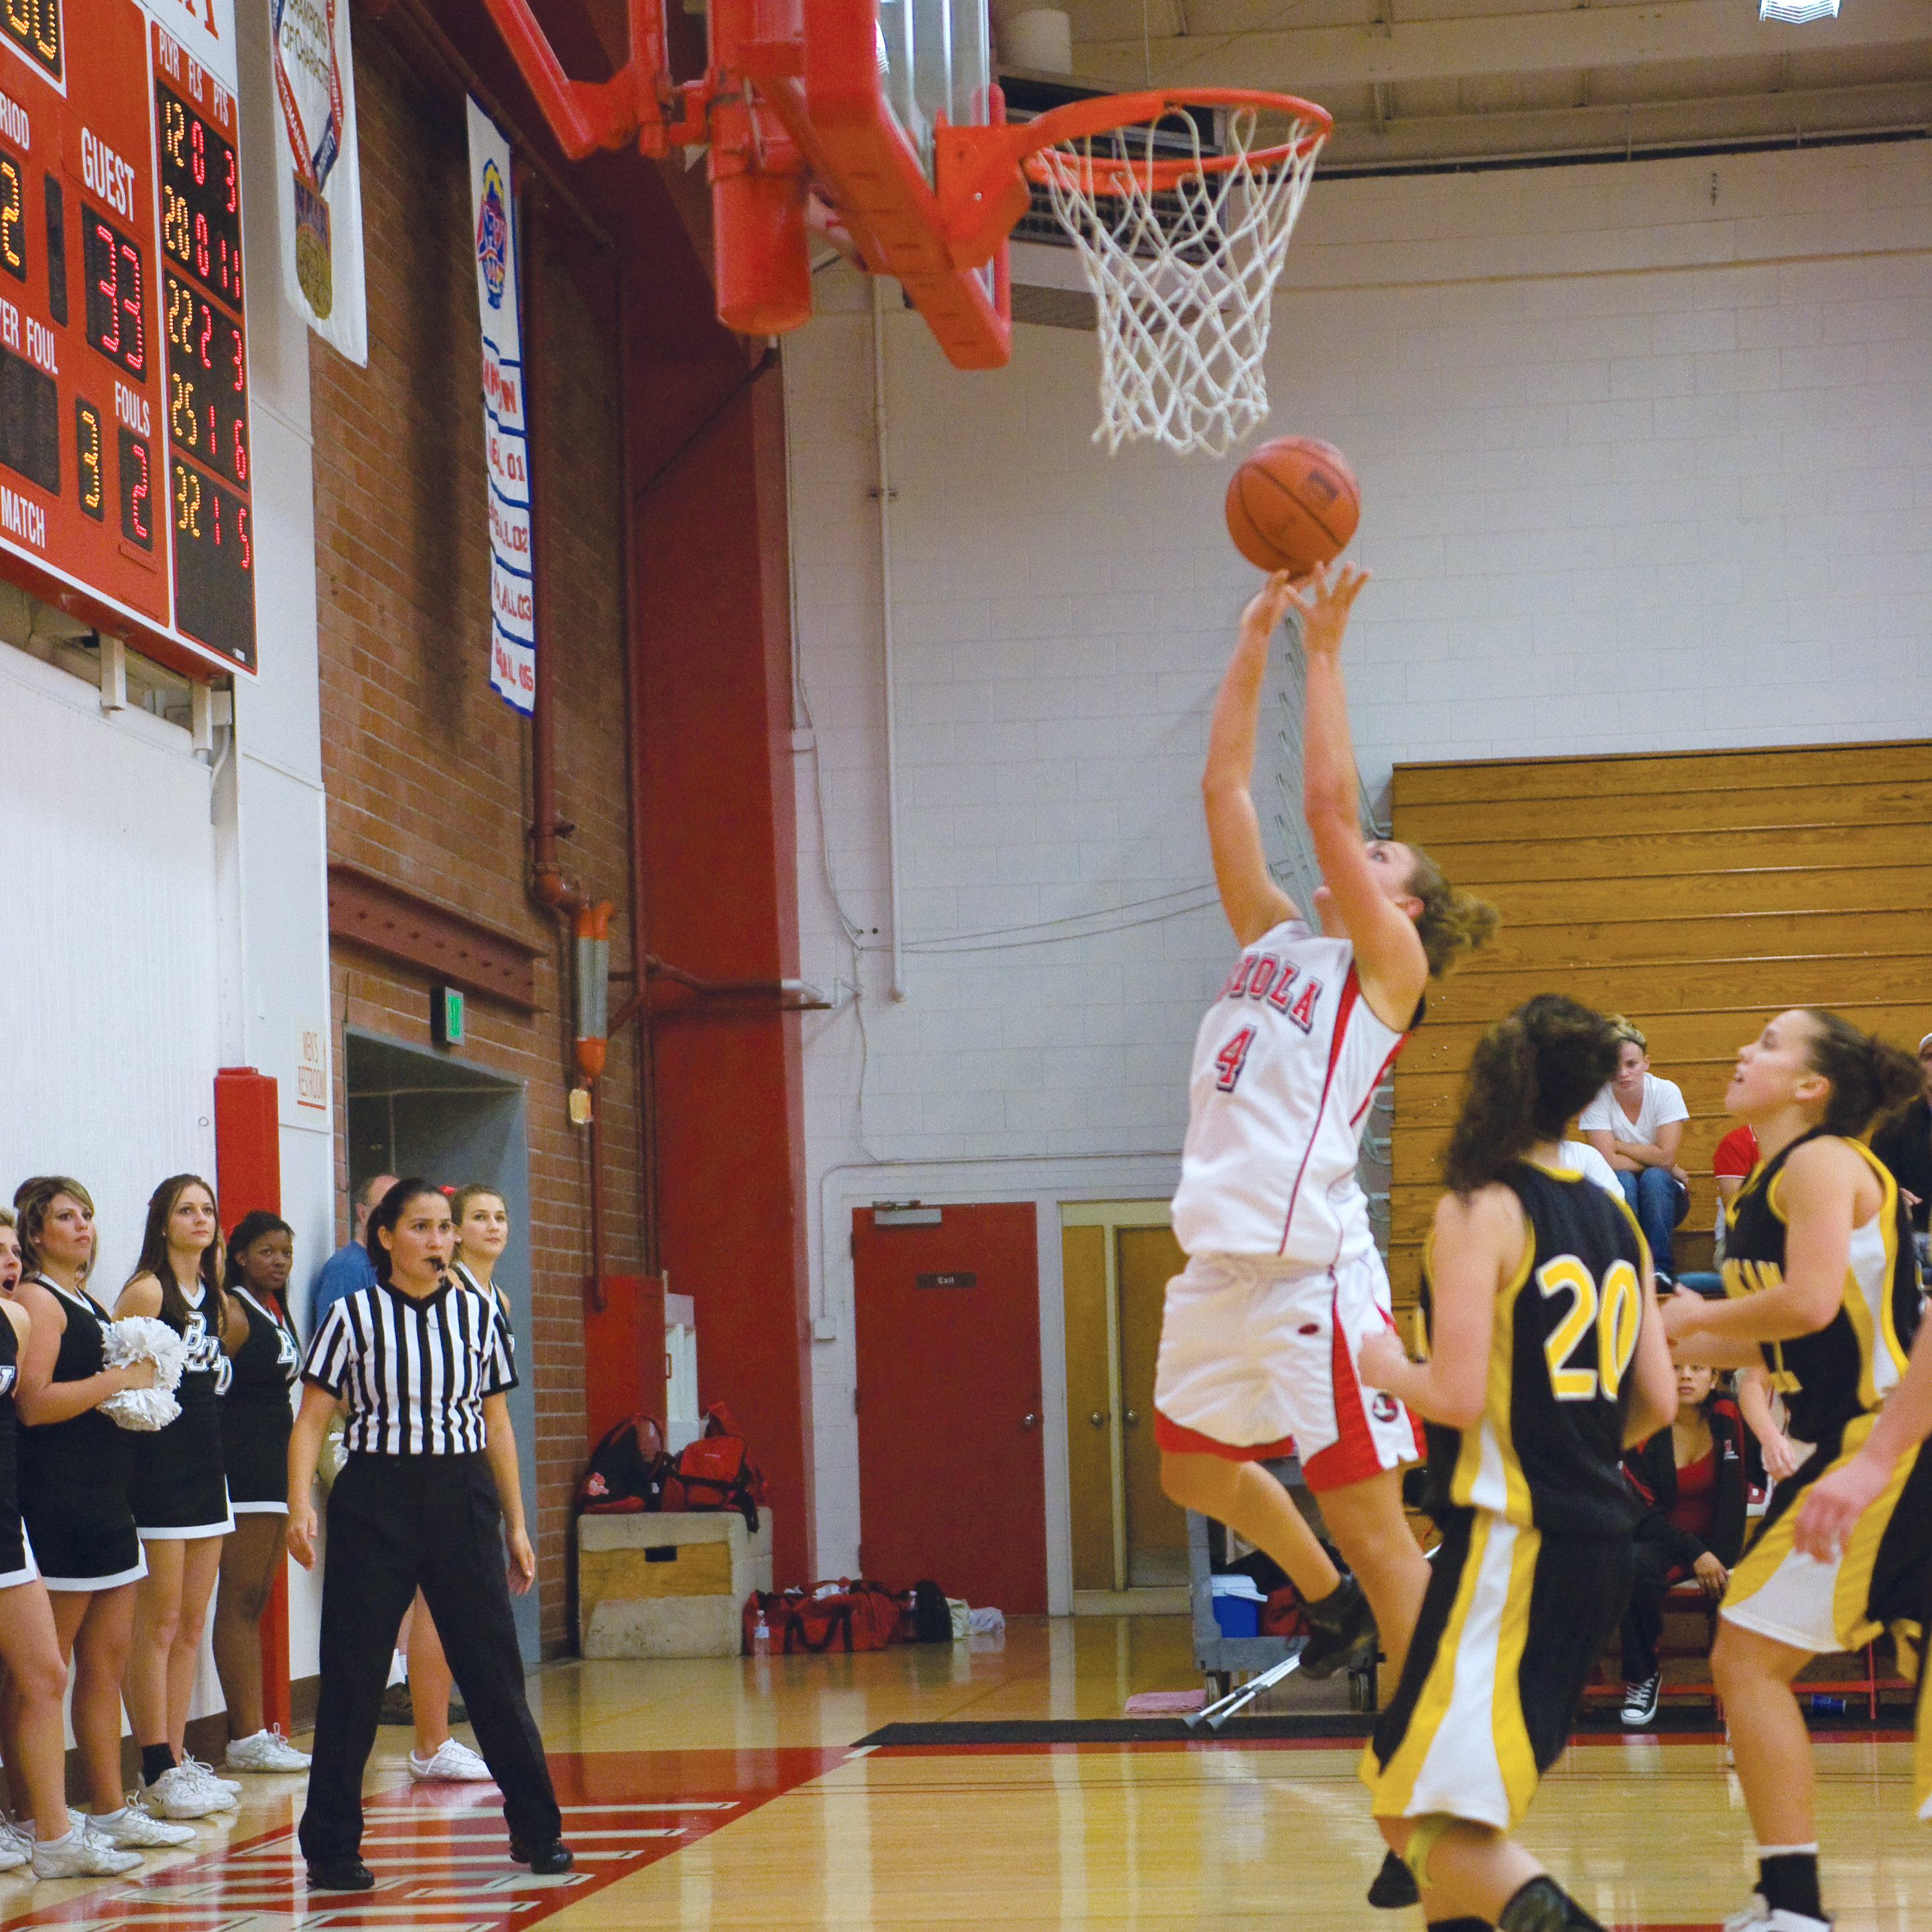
left=1618, top=1167, right=1689, bottom=1277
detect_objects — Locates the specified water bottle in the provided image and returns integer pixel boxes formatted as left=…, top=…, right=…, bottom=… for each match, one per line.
left=752, top=1610, right=772, bottom=1658
left=1809, top=1694, right=1846, bottom=1716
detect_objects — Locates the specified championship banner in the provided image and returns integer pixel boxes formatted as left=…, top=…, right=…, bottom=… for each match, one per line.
left=466, top=99, right=535, bottom=715
left=271, top=0, right=369, bottom=364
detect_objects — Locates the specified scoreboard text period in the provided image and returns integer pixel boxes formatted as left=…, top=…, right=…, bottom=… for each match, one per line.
left=0, top=0, right=255, bottom=678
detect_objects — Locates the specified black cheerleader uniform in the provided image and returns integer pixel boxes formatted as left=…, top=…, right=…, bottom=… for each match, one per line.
left=0, top=1311, right=36, bottom=1588
left=17, top=1276, right=145, bottom=1590
left=221, top=1285, right=301, bottom=1514
left=1364, top=1161, right=1648, bottom=1831
left=1718, top=1130, right=1930, bottom=1657
left=125, top=1283, right=234, bottom=1539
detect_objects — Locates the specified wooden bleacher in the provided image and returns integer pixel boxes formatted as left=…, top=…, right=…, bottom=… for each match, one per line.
left=1387, top=737, right=1932, bottom=1326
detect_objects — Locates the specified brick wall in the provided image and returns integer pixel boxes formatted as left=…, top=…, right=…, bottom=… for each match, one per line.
left=311, top=31, right=640, bottom=1653
left=786, top=138, right=1932, bottom=1572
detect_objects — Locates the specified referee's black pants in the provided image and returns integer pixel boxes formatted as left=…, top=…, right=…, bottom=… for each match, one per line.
left=298, top=1453, right=562, bottom=1864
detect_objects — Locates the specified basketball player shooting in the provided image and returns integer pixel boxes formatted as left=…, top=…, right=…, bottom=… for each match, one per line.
left=1155, top=564, right=1499, bottom=1701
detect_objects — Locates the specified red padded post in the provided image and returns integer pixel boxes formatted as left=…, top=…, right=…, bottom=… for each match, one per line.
left=210, top=1067, right=290, bottom=1735
left=583, top=1274, right=669, bottom=1445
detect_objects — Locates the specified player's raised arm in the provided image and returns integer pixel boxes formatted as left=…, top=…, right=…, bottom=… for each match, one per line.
left=1204, top=572, right=1303, bottom=946
left=1293, top=564, right=1428, bottom=1026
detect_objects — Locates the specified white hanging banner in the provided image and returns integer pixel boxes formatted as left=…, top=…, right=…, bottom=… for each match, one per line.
left=271, top=0, right=369, bottom=365
left=466, top=98, right=534, bottom=716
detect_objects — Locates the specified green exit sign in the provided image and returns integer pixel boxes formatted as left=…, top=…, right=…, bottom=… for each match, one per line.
left=432, top=984, right=465, bottom=1047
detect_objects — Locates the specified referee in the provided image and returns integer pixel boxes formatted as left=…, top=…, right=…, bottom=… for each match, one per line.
left=287, top=1179, right=569, bottom=1890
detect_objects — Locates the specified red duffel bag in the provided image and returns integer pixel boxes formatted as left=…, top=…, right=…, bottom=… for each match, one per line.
left=783, top=1579, right=899, bottom=1653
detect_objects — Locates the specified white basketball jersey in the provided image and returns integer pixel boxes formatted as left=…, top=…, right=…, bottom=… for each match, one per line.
left=1171, top=919, right=1412, bottom=1266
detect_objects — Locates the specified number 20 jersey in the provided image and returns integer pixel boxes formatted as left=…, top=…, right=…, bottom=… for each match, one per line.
left=1171, top=919, right=1411, bottom=1267
left=1421, top=1163, right=1647, bottom=1536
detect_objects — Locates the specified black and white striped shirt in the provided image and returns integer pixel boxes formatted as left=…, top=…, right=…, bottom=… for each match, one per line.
left=303, top=1277, right=517, bottom=1456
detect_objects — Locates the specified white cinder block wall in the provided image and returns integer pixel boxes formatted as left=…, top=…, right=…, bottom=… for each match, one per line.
left=785, top=141, right=1932, bottom=1586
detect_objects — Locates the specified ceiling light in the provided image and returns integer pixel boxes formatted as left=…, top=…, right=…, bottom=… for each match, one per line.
left=1760, top=0, right=1839, bottom=20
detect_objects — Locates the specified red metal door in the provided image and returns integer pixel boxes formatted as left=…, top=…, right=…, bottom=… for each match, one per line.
left=851, top=1202, right=1046, bottom=1614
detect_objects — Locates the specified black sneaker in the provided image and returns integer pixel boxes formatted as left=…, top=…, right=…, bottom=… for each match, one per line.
left=306, top=1858, right=375, bottom=1892
left=1621, top=1673, right=1661, bottom=1728
left=510, top=1837, right=574, bottom=1875
left=1368, top=1848, right=1421, bottom=1909
left=1298, top=1573, right=1376, bottom=1681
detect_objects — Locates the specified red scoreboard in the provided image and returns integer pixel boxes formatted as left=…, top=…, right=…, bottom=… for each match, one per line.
left=0, top=0, right=255, bottom=678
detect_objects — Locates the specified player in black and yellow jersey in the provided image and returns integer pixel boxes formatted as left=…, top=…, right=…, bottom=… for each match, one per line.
left=1665, top=1008, right=1927, bottom=1932
left=1358, top=994, right=1677, bottom=1932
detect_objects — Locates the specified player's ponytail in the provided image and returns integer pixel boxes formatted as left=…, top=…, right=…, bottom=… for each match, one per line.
left=1441, top=994, right=1621, bottom=1194
left=1798, top=1009, right=1921, bottom=1138
left=1403, top=848, right=1500, bottom=979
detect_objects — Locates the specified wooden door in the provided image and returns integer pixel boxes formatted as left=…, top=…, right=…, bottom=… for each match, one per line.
left=1060, top=1225, right=1114, bottom=1592
left=1116, top=1226, right=1189, bottom=1587
left=852, top=1203, right=1047, bottom=1613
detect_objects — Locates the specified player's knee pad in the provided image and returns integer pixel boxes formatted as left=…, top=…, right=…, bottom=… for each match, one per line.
left=1498, top=1876, right=1602, bottom=1932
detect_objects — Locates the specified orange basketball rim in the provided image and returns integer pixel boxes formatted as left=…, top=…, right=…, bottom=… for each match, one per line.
left=470, top=0, right=1330, bottom=378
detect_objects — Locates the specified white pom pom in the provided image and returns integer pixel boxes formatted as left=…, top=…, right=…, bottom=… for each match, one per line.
left=99, top=1316, right=190, bottom=1431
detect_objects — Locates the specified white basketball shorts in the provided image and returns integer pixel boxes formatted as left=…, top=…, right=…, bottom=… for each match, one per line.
left=1151, top=1248, right=1422, bottom=1493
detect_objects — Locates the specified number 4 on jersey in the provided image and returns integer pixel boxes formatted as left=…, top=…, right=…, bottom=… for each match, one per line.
left=1214, top=1026, right=1257, bottom=1092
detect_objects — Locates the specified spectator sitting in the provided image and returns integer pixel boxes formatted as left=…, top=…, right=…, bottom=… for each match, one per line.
left=1869, top=1030, right=1931, bottom=1263
left=1581, top=1017, right=1691, bottom=1283
left=1618, top=1362, right=1747, bottom=1728
left=1556, top=1136, right=1622, bottom=1198
left=1711, top=1121, right=1760, bottom=1266
left=308, top=1173, right=397, bottom=1339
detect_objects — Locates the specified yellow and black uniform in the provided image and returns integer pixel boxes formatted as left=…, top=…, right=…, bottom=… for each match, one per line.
left=1363, top=1162, right=1648, bottom=1831
left=1718, top=1129, right=1931, bottom=1816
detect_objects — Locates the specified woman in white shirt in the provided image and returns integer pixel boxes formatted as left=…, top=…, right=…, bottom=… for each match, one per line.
left=1580, top=1019, right=1691, bottom=1282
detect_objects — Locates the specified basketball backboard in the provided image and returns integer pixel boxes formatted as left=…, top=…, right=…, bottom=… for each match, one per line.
left=876, top=0, right=993, bottom=181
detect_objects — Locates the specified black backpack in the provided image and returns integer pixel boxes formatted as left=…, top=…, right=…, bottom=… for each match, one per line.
left=576, top=1413, right=670, bottom=1515
left=911, top=1579, right=950, bottom=1643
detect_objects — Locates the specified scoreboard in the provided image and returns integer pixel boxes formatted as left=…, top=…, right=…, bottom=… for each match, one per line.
left=0, top=0, right=255, bottom=677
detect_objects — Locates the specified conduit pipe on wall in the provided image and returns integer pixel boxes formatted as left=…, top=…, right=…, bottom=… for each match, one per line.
left=871, top=278, right=907, bottom=1003
left=519, top=172, right=615, bottom=1311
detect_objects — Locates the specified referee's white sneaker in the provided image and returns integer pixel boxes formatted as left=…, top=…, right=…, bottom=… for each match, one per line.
left=90, top=1801, right=198, bottom=1848
left=408, top=1738, right=495, bottom=1784
left=29, top=1826, right=143, bottom=1879
left=225, top=1728, right=312, bottom=1773
left=140, top=1764, right=233, bottom=1819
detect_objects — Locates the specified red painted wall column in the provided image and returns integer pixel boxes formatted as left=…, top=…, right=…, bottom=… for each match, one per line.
left=628, top=349, right=815, bottom=1587
left=212, top=1068, right=292, bottom=1733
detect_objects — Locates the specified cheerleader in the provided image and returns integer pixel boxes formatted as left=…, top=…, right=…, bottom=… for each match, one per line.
left=210, top=1210, right=310, bottom=1773
left=0, top=1249, right=143, bottom=1876
left=288, top=1179, right=568, bottom=1890
left=114, top=1175, right=247, bottom=1819
left=11, top=1178, right=193, bottom=1854
left=0, top=1210, right=19, bottom=1293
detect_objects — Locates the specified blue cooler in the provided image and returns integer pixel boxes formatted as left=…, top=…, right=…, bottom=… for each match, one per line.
left=1210, top=1575, right=1263, bottom=1638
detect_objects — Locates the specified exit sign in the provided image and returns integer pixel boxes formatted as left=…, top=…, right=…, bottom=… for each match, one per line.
left=432, top=984, right=465, bottom=1047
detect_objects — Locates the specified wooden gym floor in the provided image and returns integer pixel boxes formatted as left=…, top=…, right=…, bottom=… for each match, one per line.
left=0, top=1616, right=1923, bottom=1932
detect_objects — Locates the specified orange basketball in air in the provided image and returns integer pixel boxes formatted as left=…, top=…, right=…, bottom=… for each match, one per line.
left=1225, top=436, right=1361, bottom=576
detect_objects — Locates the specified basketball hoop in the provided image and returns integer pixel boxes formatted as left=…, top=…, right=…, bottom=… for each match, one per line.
left=1017, top=90, right=1331, bottom=458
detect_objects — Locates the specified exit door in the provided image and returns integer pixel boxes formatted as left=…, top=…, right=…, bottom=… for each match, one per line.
left=852, top=1202, right=1046, bottom=1614
left=1063, top=1207, right=1189, bottom=1594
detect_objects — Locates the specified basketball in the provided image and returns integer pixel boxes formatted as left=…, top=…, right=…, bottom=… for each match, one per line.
left=1224, top=436, right=1361, bottom=575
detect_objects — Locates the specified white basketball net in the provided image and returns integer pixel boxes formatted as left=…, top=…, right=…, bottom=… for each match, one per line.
left=1035, top=107, right=1326, bottom=458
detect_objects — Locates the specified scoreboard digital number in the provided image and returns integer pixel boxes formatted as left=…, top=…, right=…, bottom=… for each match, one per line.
left=0, top=0, right=254, bottom=675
